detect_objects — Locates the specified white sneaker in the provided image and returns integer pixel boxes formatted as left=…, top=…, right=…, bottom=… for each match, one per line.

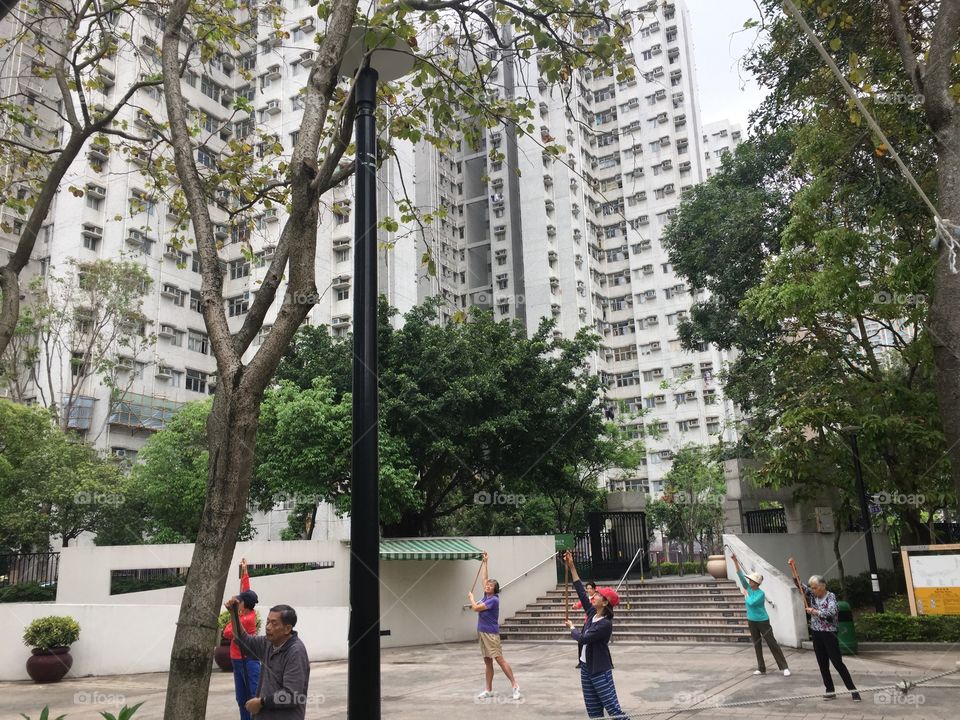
left=476, top=690, right=493, bottom=699
left=512, top=686, right=521, bottom=700
left=783, top=669, right=791, bottom=677
left=753, top=670, right=764, bottom=675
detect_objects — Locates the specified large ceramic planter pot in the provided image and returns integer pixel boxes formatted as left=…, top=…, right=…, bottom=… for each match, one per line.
left=214, top=638, right=233, bottom=672
left=706, top=555, right=728, bottom=580
left=26, top=647, right=72, bottom=683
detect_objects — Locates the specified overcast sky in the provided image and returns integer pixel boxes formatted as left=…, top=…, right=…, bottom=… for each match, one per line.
left=685, top=0, right=769, bottom=132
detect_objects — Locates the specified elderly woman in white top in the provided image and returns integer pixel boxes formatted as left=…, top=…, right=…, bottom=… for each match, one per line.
left=796, top=574, right=860, bottom=702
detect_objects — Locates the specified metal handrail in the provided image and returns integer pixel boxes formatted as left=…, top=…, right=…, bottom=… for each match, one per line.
left=615, top=545, right=645, bottom=591
left=461, top=551, right=559, bottom=609
left=501, top=551, right=559, bottom=591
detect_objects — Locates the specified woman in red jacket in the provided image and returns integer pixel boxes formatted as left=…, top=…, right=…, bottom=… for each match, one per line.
left=221, top=558, right=261, bottom=720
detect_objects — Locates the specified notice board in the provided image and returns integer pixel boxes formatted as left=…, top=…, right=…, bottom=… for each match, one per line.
left=901, top=543, right=960, bottom=616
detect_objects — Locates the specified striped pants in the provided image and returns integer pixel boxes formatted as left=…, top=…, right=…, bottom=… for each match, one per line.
left=580, top=665, right=628, bottom=719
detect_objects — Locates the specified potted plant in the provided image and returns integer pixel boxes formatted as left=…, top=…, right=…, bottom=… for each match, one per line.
left=214, top=610, right=261, bottom=671
left=22, top=615, right=81, bottom=683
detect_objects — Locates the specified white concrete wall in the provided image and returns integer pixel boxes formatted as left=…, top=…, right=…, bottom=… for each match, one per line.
left=2, top=536, right=558, bottom=679
left=735, top=532, right=894, bottom=581
left=379, top=535, right=556, bottom=649
left=56, top=540, right=350, bottom=606
left=0, top=604, right=348, bottom=681
left=723, top=534, right=808, bottom=649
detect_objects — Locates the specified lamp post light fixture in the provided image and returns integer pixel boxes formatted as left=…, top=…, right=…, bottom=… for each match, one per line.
left=339, top=27, right=416, bottom=720
left=840, top=425, right=884, bottom=614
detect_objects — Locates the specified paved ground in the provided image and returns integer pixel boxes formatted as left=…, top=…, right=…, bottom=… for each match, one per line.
left=4, top=642, right=959, bottom=719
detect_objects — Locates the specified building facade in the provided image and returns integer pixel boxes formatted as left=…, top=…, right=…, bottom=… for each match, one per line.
left=2, top=1, right=744, bottom=511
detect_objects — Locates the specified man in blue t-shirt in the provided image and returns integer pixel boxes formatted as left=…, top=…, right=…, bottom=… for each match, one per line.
left=468, top=551, right=521, bottom=700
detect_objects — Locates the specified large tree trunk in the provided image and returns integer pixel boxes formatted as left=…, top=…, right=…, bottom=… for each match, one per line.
left=163, top=386, right=262, bottom=719
left=930, top=117, right=960, bottom=511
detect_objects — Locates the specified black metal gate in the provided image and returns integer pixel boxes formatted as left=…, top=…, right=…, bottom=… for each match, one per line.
left=743, top=508, right=787, bottom=533
left=587, top=511, right=649, bottom=579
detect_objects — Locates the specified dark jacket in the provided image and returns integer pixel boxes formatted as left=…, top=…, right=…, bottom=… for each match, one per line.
left=569, top=579, right=615, bottom=676
left=230, top=607, right=310, bottom=719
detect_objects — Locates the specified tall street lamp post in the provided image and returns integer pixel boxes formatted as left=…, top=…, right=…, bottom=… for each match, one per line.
left=339, top=29, right=416, bottom=720
left=842, top=426, right=884, bottom=614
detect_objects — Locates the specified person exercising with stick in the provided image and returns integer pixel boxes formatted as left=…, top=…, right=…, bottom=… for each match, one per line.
left=563, top=551, right=628, bottom=719
left=468, top=551, right=521, bottom=700
left=790, top=559, right=861, bottom=702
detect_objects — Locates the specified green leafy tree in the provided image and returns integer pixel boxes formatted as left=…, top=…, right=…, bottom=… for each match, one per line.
left=275, top=299, right=638, bottom=536
left=0, top=399, right=123, bottom=550
left=743, top=0, right=960, bottom=511
left=252, top=378, right=421, bottom=535
left=665, top=121, right=952, bottom=541
left=660, top=445, right=725, bottom=558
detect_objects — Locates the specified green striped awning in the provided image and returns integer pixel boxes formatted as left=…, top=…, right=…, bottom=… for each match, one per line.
left=379, top=537, right=484, bottom=561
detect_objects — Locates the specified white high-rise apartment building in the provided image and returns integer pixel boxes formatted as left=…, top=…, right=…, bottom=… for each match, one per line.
left=0, top=3, right=418, bottom=471
left=3, top=0, right=742, bottom=504
left=413, top=1, right=743, bottom=496
left=702, top=119, right=744, bottom=179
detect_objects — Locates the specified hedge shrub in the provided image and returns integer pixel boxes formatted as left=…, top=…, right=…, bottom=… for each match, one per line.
left=826, top=569, right=905, bottom=608
left=110, top=574, right=186, bottom=595
left=0, top=582, right=56, bottom=603
left=857, top=612, right=960, bottom=643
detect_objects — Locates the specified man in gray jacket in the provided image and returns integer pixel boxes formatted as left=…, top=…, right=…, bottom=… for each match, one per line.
left=226, top=596, right=310, bottom=718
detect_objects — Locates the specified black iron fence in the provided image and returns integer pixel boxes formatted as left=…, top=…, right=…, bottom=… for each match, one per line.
left=743, top=508, right=788, bottom=533
left=0, top=552, right=60, bottom=587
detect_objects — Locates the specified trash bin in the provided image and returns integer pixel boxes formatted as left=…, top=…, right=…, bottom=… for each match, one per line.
left=836, top=601, right=857, bottom=655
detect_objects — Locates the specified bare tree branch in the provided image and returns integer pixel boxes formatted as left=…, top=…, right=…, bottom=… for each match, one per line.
left=886, top=0, right=925, bottom=95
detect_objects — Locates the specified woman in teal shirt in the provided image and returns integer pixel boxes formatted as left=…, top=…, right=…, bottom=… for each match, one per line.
left=731, top=552, right=790, bottom=677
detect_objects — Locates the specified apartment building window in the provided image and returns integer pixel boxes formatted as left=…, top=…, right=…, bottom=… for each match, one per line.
left=167, top=370, right=183, bottom=388
left=334, top=248, right=350, bottom=263
left=82, top=226, right=102, bottom=251
left=229, top=259, right=250, bottom=279
left=86, top=192, right=103, bottom=211
left=188, top=329, right=210, bottom=354
left=642, top=368, right=663, bottom=381
left=164, top=284, right=185, bottom=306
left=190, top=289, right=202, bottom=313
left=335, top=211, right=350, bottom=225
left=611, top=320, right=635, bottom=336
left=227, top=294, right=249, bottom=317
left=672, top=363, right=694, bottom=378
left=191, top=253, right=201, bottom=273
left=200, top=75, right=221, bottom=102
left=613, top=346, right=637, bottom=362
left=196, top=147, right=217, bottom=169
left=186, top=368, right=209, bottom=393
left=666, top=311, right=687, bottom=326
left=678, top=419, right=699, bottom=432
left=615, top=370, right=640, bottom=387
left=704, top=390, right=717, bottom=405
left=235, top=118, right=253, bottom=138
left=336, top=288, right=350, bottom=301
left=170, top=329, right=185, bottom=347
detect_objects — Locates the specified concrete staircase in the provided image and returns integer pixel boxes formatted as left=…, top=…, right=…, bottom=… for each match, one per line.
left=500, top=576, right=751, bottom=643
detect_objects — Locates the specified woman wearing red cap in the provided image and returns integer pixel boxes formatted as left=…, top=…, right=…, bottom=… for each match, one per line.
left=221, top=558, right=261, bottom=720
left=563, top=551, right=629, bottom=719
